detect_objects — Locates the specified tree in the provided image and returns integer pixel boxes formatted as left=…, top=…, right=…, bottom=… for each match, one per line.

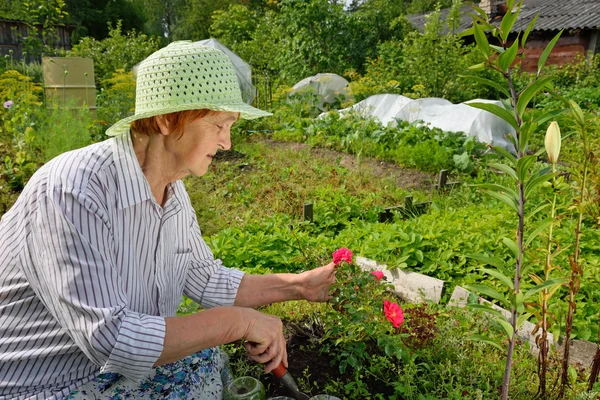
left=274, top=0, right=353, bottom=83
left=133, top=0, right=186, bottom=44
left=0, top=0, right=20, bottom=19
left=67, top=21, right=159, bottom=86
left=400, top=0, right=473, bottom=100
left=172, top=0, right=242, bottom=41
left=64, top=0, right=146, bottom=43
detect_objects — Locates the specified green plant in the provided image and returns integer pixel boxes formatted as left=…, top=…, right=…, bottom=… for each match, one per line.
left=528, top=120, right=563, bottom=397
left=558, top=101, right=594, bottom=398
left=67, top=21, right=159, bottom=87
left=16, top=0, right=69, bottom=59
left=461, top=1, right=570, bottom=398
left=96, top=68, right=136, bottom=137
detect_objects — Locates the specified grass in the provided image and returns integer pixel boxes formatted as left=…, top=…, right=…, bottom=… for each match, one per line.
left=184, top=135, right=436, bottom=236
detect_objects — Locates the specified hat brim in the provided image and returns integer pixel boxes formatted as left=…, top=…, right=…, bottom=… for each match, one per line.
left=106, top=101, right=272, bottom=137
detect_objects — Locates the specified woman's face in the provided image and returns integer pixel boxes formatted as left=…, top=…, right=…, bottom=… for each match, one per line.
left=167, top=111, right=238, bottom=177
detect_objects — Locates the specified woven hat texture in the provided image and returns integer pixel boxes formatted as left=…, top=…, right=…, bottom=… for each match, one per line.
left=106, top=41, right=271, bottom=136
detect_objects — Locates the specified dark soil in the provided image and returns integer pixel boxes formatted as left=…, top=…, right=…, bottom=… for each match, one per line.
left=214, top=147, right=247, bottom=162
left=261, top=320, right=395, bottom=399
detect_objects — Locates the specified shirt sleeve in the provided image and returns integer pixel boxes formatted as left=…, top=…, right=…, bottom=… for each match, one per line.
left=23, top=186, right=165, bottom=382
left=183, top=214, right=244, bottom=308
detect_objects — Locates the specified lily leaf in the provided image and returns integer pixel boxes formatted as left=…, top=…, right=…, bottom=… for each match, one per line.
left=502, top=237, right=519, bottom=259
left=473, top=22, right=491, bottom=58
left=468, top=62, right=487, bottom=71
left=459, top=75, right=510, bottom=98
left=483, top=189, right=519, bottom=213
left=537, top=108, right=568, bottom=127
left=481, top=267, right=514, bottom=290
left=524, top=166, right=553, bottom=199
left=467, top=254, right=507, bottom=272
left=517, top=313, right=532, bottom=329
left=466, top=284, right=511, bottom=309
left=521, top=14, right=538, bottom=48
left=492, top=145, right=517, bottom=166
left=500, top=7, right=519, bottom=42
left=488, top=162, right=518, bottom=181
left=499, top=39, right=519, bottom=72
left=475, top=183, right=519, bottom=200
left=469, top=303, right=505, bottom=318
left=538, top=30, right=563, bottom=76
left=527, top=202, right=551, bottom=221
left=468, top=102, right=518, bottom=130
left=516, top=76, right=554, bottom=120
left=525, top=219, right=553, bottom=248
left=524, top=278, right=569, bottom=300
left=490, top=44, right=506, bottom=54
left=516, top=155, right=537, bottom=181
left=497, top=318, right=515, bottom=340
left=569, top=100, right=585, bottom=126
left=467, top=335, right=505, bottom=352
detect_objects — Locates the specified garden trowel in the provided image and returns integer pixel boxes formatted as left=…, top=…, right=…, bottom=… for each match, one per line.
left=272, top=362, right=310, bottom=400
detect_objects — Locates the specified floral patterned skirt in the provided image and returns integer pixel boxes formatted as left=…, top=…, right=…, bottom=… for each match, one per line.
left=64, top=347, right=233, bottom=400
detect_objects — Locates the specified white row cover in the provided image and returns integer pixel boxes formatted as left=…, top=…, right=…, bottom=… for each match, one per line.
left=332, top=94, right=517, bottom=153
left=290, top=73, right=349, bottom=110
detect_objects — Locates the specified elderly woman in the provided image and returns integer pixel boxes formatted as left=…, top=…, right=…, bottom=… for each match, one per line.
left=0, top=41, right=335, bottom=400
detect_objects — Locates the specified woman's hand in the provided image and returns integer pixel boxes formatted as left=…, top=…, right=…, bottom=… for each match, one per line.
left=298, top=262, right=336, bottom=302
left=242, top=308, right=287, bottom=373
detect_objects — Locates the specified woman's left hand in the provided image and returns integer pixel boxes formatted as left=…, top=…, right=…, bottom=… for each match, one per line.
left=298, top=262, right=336, bottom=302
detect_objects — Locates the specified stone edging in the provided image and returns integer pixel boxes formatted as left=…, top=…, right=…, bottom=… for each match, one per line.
left=355, top=256, right=597, bottom=369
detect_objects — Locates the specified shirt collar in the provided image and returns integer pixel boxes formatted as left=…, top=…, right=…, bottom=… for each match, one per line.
left=111, top=132, right=182, bottom=211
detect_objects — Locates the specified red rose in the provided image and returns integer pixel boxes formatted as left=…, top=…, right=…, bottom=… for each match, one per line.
left=383, top=300, right=404, bottom=328
left=332, top=248, right=353, bottom=265
left=371, top=271, right=384, bottom=281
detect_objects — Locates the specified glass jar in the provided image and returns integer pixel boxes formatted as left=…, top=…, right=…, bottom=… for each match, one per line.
left=223, top=376, right=266, bottom=400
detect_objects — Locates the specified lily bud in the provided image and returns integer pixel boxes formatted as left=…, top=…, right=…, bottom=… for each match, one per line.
left=545, top=121, right=561, bottom=164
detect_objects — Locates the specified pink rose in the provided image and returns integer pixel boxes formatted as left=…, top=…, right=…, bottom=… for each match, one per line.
left=371, top=271, right=384, bottom=281
left=383, top=300, right=404, bottom=328
left=332, top=247, right=353, bottom=266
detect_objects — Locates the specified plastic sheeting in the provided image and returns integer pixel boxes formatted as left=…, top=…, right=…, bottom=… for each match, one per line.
left=338, top=94, right=413, bottom=126
left=290, top=73, right=349, bottom=110
left=194, top=38, right=256, bottom=104
left=330, top=94, right=517, bottom=153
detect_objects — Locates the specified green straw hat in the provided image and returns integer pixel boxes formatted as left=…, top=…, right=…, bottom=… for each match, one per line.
left=106, top=41, right=271, bottom=137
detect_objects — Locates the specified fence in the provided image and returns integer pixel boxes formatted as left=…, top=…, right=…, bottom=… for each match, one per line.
left=0, top=19, right=73, bottom=63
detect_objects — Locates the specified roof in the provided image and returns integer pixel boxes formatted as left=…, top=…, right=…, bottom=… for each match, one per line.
left=407, top=0, right=600, bottom=34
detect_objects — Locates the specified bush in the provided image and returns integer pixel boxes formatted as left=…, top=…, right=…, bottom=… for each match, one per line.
left=96, top=69, right=136, bottom=137
left=67, top=21, right=159, bottom=88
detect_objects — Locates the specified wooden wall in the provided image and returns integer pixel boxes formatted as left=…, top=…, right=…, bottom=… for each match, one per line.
left=0, top=19, right=72, bottom=63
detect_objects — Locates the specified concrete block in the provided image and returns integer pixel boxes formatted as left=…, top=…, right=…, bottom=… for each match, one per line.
left=556, top=339, right=598, bottom=368
left=355, top=256, right=444, bottom=303
left=448, top=286, right=471, bottom=308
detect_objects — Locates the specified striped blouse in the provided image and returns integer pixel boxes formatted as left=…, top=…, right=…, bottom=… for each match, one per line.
left=0, top=133, right=244, bottom=400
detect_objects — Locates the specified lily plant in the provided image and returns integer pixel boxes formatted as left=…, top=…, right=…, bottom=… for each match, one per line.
left=460, top=1, right=570, bottom=398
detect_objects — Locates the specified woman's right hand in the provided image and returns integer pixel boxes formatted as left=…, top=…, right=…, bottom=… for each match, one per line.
left=240, top=308, right=287, bottom=373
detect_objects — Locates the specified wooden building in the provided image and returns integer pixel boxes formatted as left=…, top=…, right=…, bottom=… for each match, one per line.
left=0, top=19, right=73, bottom=63
left=407, top=0, right=600, bottom=72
